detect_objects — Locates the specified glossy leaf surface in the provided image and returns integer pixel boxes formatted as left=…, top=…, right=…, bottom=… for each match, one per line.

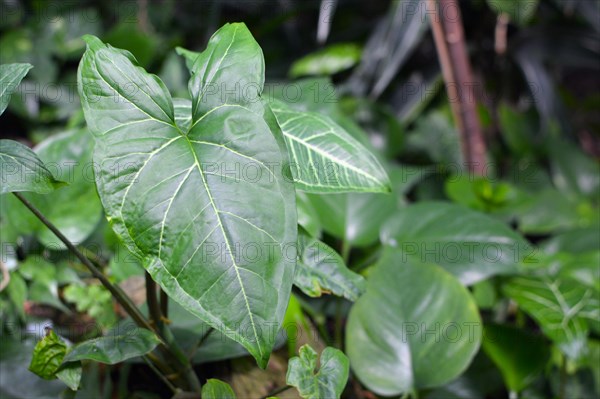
left=380, top=202, right=530, bottom=285
left=28, top=330, right=67, bottom=380
left=346, top=250, right=482, bottom=396
left=201, top=379, right=237, bottom=399
left=78, top=25, right=296, bottom=367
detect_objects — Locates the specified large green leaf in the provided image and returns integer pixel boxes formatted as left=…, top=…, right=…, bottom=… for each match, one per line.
left=380, top=202, right=530, bottom=285
left=269, top=99, right=390, bottom=193
left=63, top=324, right=160, bottom=364
left=201, top=379, right=237, bottom=399
left=503, top=275, right=599, bottom=360
left=346, top=250, right=482, bottom=396
left=482, top=324, right=549, bottom=392
left=286, top=344, right=349, bottom=399
left=78, top=24, right=296, bottom=367
left=0, top=63, right=32, bottom=115
left=0, top=140, right=65, bottom=195
left=4, top=129, right=102, bottom=249
left=28, top=330, right=67, bottom=380
left=294, top=230, right=365, bottom=301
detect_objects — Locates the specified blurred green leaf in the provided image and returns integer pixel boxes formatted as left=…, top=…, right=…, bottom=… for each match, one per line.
left=482, top=324, right=549, bottom=392
left=63, top=324, right=160, bottom=365
left=0, top=63, right=32, bottom=115
left=289, top=43, right=361, bottom=78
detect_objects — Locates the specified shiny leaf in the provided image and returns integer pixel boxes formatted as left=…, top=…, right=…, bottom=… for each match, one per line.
left=78, top=25, right=296, bottom=367
left=289, top=43, right=361, bottom=78
left=346, top=250, right=482, bottom=396
left=380, top=202, right=530, bottom=285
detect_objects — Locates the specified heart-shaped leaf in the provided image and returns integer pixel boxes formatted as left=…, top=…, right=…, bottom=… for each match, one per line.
left=78, top=24, right=296, bottom=367
left=0, top=63, right=32, bottom=115
left=0, top=140, right=65, bottom=195
left=380, top=202, right=530, bottom=285
left=286, top=344, right=349, bottom=399
left=294, top=230, right=365, bottom=301
left=346, top=249, right=482, bottom=396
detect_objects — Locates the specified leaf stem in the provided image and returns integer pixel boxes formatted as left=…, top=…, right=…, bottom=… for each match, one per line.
left=146, top=272, right=163, bottom=331
left=12, top=192, right=202, bottom=393
left=13, top=192, right=153, bottom=331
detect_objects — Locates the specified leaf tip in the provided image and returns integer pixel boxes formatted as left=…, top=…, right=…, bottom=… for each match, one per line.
left=81, top=35, right=105, bottom=52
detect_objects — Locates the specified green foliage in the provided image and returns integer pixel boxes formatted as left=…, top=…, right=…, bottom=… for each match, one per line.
left=28, top=329, right=67, bottom=380
left=289, top=43, right=362, bottom=78
left=0, top=63, right=32, bottom=115
left=294, top=230, right=365, bottom=301
left=63, top=284, right=117, bottom=328
left=63, top=325, right=160, bottom=364
left=201, top=379, right=237, bottom=399
left=347, top=251, right=482, bottom=396
left=286, top=344, right=349, bottom=399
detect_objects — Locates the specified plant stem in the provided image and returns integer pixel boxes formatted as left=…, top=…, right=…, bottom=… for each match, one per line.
left=559, top=353, right=567, bottom=399
left=146, top=272, right=164, bottom=330
left=13, top=192, right=202, bottom=393
left=262, top=385, right=292, bottom=399
left=427, top=0, right=487, bottom=175
left=160, top=288, right=169, bottom=319
left=142, top=354, right=178, bottom=394
left=13, top=192, right=153, bottom=331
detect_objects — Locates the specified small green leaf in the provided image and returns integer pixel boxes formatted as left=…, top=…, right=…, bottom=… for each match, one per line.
left=486, top=0, right=539, bottom=26
left=294, top=230, right=365, bottom=301
left=0, top=63, right=32, bottom=115
left=270, top=99, right=390, bottom=193
left=482, top=324, right=549, bottom=392
left=289, top=43, right=362, bottom=78
left=28, top=329, right=67, bottom=380
left=286, top=344, right=349, bottom=399
left=0, top=139, right=65, bottom=195
left=56, top=362, right=82, bottom=391
left=63, top=324, right=160, bottom=364
left=346, top=250, right=482, bottom=396
left=201, top=379, right=237, bottom=399
left=503, top=275, right=598, bottom=360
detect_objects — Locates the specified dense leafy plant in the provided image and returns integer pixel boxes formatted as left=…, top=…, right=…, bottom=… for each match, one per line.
left=1, top=2, right=598, bottom=399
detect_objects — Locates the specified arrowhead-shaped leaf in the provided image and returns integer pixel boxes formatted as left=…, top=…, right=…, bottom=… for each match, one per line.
left=286, top=344, right=349, bottom=399
left=77, top=24, right=296, bottom=368
left=63, top=324, right=160, bottom=364
left=0, top=63, right=32, bottom=115
left=0, top=139, right=65, bottom=195
left=269, top=99, right=390, bottom=193
left=294, top=230, right=365, bottom=301
left=346, top=249, right=482, bottom=396
left=503, top=275, right=599, bottom=360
